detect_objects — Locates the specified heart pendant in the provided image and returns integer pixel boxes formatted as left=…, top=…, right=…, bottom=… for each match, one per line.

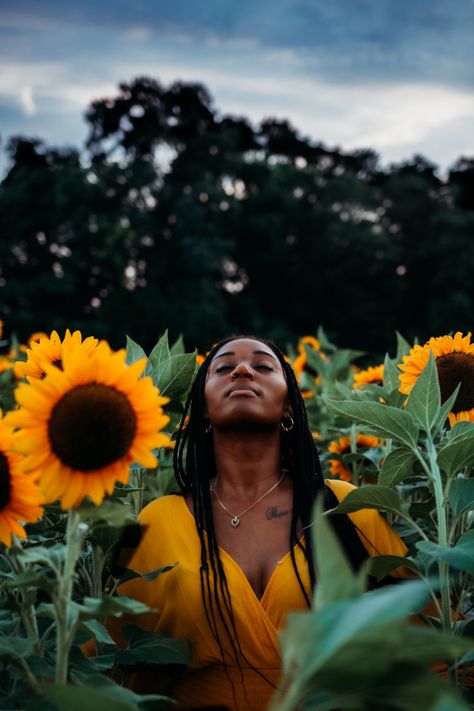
left=231, top=517, right=240, bottom=528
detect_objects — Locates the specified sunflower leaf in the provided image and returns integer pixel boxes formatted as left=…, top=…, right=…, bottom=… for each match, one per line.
left=324, top=399, right=419, bottom=450
left=432, top=383, right=461, bottom=433
left=74, top=596, right=151, bottom=620
left=148, top=330, right=170, bottom=370
left=378, top=448, right=417, bottom=487
left=406, top=351, right=441, bottom=434
left=0, top=635, right=36, bottom=659
left=115, top=624, right=190, bottom=666
left=416, top=531, right=474, bottom=575
left=366, top=554, right=419, bottom=581
left=448, top=477, right=474, bottom=517
left=437, top=432, right=474, bottom=478
left=170, top=334, right=185, bottom=355
left=395, top=331, right=412, bottom=360
left=383, top=354, right=400, bottom=393
left=37, top=678, right=170, bottom=711
left=125, top=336, right=147, bottom=366
left=312, top=497, right=364, bottom=609
left=152, top=352, right=197, bottom=401
left=328, top=485, right=406, bottom=520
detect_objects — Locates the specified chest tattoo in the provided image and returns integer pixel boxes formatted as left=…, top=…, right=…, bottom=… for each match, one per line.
left=265, top=506, right=291, bottom=520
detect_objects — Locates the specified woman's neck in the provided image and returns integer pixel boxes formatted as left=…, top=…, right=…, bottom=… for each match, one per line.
left=211, top=428, right=284, bottom=500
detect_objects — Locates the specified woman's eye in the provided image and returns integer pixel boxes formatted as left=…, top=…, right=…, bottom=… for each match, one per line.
left=256, top=364, right=273, bottom=371
left=216, top=365, right=234, bottom=373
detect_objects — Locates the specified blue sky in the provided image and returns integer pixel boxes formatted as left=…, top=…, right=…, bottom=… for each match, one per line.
left=1, top=0, right=473, bottom=174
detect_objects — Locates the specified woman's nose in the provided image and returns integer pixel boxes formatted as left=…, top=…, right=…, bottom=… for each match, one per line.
left=231, top=362, right=253, bottom=379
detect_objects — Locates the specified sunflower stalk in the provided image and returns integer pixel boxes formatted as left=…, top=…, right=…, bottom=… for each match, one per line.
left=54, top=509, right=86, bottom=684
left=8, top=538, right=40, bottom=654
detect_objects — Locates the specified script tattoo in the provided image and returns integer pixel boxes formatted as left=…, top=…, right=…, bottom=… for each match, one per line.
left=265, top=506, right=291, bottom=520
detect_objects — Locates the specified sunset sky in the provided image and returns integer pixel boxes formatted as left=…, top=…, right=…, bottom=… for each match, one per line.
left=1, top=0, right=473, bottom=174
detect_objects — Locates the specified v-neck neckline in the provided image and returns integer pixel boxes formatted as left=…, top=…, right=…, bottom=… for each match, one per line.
left=179, top=495, right=305, bottom=604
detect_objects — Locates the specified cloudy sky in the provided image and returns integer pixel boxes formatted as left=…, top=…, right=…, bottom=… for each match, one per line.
left=1, top=0, right=474, bottom=174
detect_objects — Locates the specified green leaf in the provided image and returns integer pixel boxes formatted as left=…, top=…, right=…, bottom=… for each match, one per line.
left=430, top=694, right=472, bottom=711
left=448, top=420, right=474, bottom=441
left=37, top=679, right=168, bottom=711
left=316, top=325, right=336, bottom=352
left=148, top=330, right=171, bottom=370
left=0, top=635, right=35, bottom=659
left=152, top=352, right=197, bottom=401
left=330, top=485, right=406, bottom=519
left=406, top=352, right=441, bottom=434
left=115, top=624, right=190, bottom=665
left=81, top=619, right=115, bottom=646
left=117, top=563, right=177, bottom=586
left=325, top=399, right=419, bottom=450
left=312, top=497, right=364, bottom=609
left=448, top=477, right=474, bottom=517
left=78, top=501, right=133, bottom=527
left=416, top=531, right=474, bottom=575
left=125, top=336, right=147, bottom=366
left=383, top=353, right=401, bottom=392
left=432, top=383, right=461, bottom=433
left=17, top=544, right=65, bottom=571
left=367, top=555, right=419, bottom=581
left=74, top=595, right=151, bottom=621
left=396, top=331, right=412, bottom=360
left=437, top=432, right=474, bottom=478
left=170, top=334, right=185, bottom=355
left=378, top=448, right=417, bottom=487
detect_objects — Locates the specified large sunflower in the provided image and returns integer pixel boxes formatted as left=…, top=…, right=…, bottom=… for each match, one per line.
left=399, top=332, right=474, bottom=426
left=0, top=414, right=43, bottom=546
left=327, top=434, right=380, bottom=482
left=353, top=364, right=384, bottom=390
left=15, top=330, right=99, bottom=381
left=8, top=344, right=170, bottom=509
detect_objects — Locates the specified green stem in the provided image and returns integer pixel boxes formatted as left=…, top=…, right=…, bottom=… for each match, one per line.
left=8, top=538, right=41, bottom=654
left=425, top=440, right=452, bottom=635
left=54, top=510, right=84, bottom=685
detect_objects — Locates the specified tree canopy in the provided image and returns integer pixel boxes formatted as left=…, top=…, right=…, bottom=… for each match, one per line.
left=1, top=76, right=473, bottom=355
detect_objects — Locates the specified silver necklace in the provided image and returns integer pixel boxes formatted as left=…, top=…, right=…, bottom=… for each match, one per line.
left=210, top=472, right=286, bottom=528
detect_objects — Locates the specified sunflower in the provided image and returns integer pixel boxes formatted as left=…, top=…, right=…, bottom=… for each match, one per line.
left=8, top=344, right=170, bottom=509
left=327, top=434, right=380, bottom=481
left=292, top=336, right=323, bottom=397
left=399, top=332, right=474, bottom=426
left=28, top=332, right=49, bottom=348
left=15, top=330, right=99, bottom=381
left=0, top=414, right=43, bottom=546
left=353, top=364, right=384, bottom=390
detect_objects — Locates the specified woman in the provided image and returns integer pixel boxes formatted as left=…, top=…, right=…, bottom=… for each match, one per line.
left=108, top=336, right=407, bottom=710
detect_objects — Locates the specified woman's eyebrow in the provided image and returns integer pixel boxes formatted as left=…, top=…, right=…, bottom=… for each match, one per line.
left=214, top=349, right=277, bottom=361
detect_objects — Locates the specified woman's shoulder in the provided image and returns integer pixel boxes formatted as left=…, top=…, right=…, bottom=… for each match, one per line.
left=139, top=493, right=188, bottom=526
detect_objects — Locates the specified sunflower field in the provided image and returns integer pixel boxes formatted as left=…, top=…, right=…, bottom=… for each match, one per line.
left=0, top=323, right=473, bottom=710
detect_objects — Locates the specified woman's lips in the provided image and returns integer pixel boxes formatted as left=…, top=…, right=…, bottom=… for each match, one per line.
left=227, top=386, right=258, bottom=397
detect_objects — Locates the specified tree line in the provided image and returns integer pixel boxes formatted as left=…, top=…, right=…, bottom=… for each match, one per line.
left=1, top=76, right=473, bottom=356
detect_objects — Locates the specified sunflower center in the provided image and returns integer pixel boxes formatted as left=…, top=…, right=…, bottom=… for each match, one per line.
left=0, top=452, right=11, bottom=510
left=48, top=384, right=137, bottom=471
left=436, top=353, right=474, bottom=413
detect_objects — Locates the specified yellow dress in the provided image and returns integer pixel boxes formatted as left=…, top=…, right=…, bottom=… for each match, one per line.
left=108, top=479, right=407, bottom=710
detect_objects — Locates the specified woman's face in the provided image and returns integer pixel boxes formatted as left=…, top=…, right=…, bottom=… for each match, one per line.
left=204, top=338, right=289, bottom=430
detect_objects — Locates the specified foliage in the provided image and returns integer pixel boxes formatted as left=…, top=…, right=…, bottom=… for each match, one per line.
left=0, top=331, right=196, bottom=710
left=1, top=78, right=474, bottom=354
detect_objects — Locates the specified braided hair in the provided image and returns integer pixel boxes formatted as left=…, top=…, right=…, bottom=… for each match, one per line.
left=173, top=335, right=370, bottom=685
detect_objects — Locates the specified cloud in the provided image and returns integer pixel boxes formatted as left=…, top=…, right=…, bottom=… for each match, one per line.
left=20, top=86, right=36, bottom=116
left=0, top=0, right=473, bottom=174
